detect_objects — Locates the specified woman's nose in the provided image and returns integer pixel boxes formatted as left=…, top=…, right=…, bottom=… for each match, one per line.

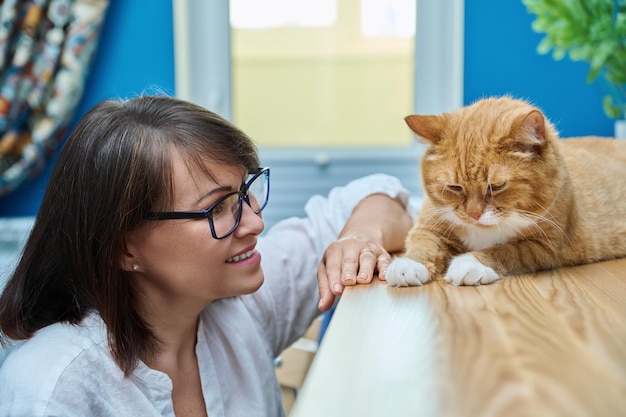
left=234, top=200, right=265, bottom=237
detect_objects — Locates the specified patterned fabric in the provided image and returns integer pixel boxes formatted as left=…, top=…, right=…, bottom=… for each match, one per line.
left=0, top=0, right=109, bottom=197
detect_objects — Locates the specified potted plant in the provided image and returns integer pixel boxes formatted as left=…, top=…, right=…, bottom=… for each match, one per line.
left=523, top=0, right=626, bottom=137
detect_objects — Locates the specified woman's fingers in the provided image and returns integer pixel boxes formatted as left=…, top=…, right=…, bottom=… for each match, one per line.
left=317, top=237, right=392, bottom=311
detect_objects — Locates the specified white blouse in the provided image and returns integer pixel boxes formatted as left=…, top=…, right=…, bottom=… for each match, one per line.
left=0, top=174, right=412, bottom=417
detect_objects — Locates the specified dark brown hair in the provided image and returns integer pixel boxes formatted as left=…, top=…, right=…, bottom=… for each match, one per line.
left=0, top=95, right=259, bottom=375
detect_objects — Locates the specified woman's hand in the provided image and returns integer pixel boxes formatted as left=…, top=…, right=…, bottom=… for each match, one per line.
left=317, top=235, right=392, bottom=312
left=315, top=193, right=412, bottom=312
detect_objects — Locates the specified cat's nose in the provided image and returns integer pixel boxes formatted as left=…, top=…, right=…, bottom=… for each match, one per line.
left=467, top=210, right=482, bottom=221
left=465, top=200, right=484, bottom=221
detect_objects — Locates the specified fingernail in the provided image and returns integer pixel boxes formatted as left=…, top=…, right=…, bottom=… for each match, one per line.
left=333, top=283, right=343, bottom=293
left=358, top=272, right=368, bottom=281
left=343, top=273, right=355, bottom=284
left=318, top=299, right=324, bottom=310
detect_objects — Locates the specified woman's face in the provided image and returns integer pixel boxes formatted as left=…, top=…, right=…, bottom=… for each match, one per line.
left=124, top=151, right=265, bottom=313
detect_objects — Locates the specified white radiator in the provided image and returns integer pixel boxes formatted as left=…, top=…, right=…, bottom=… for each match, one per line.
left=259, top=147, right=424, bottom=230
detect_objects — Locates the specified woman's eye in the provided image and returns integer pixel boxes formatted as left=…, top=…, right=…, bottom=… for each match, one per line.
left=209, top=193, right=240, bottom=219
left=446, top=184, right=463, bottom=192
left=210, top=201, right=226, bottom=217
left=490, top=181, right=506, bottom=191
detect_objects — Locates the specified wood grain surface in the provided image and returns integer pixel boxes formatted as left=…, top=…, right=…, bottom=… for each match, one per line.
left=291, top=258, right=626, bottom=417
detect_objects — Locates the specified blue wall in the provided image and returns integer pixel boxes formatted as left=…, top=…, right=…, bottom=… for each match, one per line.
left=464, top=1, right=614, bottom=138
left=0, top=0, right=175, bottom=216
left=0, top=1, right=614, bottom=217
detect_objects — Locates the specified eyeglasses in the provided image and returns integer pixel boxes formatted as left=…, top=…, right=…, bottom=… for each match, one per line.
left=144, top=167, right=270, bottom=239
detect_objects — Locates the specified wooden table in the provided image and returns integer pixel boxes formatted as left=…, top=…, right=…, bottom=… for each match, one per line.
left=291, top=258, right=626, bottom=417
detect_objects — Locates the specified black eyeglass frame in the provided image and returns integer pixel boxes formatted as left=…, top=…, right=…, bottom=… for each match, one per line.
left=144, top=167, right=270, bottom=239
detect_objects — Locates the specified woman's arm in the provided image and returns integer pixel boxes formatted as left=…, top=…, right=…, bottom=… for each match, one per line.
left=317, top=193, right=413, bottom=312
left=251, top=174, right=414, bottom=353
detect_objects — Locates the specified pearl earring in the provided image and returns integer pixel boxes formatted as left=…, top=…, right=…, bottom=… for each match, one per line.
left=132, top=263, right=139, bottom=271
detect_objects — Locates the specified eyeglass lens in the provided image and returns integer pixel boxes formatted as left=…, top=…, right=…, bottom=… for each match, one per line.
left=245, top=171, right=269, bottom=214
left=211, top=170, right=268, bottom=238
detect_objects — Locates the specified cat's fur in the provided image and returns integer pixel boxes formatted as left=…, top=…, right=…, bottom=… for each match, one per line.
left=386, top=96, right=626, bottom=286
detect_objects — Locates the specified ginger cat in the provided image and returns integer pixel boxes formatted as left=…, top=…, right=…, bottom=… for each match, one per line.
left=386, top=96, right=626, bottom=286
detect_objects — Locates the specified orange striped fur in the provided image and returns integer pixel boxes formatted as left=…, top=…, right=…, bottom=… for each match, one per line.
left=387, top=96, right=626, bottom=286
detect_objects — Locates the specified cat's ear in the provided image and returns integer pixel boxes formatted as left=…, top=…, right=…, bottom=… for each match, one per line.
left=513, top=110, right=546, bottom=146
left=405, top=115, right=445, bottom=144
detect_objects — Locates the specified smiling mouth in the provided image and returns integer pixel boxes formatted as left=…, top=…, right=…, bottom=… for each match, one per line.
left=226, top=249, right=256, bottom=263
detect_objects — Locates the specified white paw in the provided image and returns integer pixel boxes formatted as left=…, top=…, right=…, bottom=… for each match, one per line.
left=445, top=254, right=500, bottom=286
left=386, top=257, right=431, bottom=287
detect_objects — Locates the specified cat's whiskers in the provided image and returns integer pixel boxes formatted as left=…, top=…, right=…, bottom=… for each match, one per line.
left=533, top=201, right=563, bottom=231
left=514, top=209, right=569, bottom=247
left=423, top=207, right=453, bottom=229
left=520, top=208, right=566, bottom=239
left=423, top=206, right=459, bottom=242
left=504, top=212, right=550, bottom=246
left=425, top=202, right=567, bottom=254
left=440, top=216, right=461, bottom=243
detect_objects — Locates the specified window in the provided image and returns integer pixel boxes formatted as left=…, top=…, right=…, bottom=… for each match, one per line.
left=230, top=0, right=415, bottom=148
left=172, top=0, right=463, bottom=226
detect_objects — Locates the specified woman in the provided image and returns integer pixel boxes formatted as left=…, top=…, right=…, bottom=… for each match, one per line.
left=0, top=96, right=413, bottom=416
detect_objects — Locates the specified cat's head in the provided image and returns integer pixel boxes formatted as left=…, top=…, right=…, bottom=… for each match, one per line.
left=407, top=96, right=565, bottom=235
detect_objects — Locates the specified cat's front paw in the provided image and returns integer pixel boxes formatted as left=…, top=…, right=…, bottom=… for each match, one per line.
left=385, top=257, right=431, bottom=287
left=445, top=254, right=500, bottom=286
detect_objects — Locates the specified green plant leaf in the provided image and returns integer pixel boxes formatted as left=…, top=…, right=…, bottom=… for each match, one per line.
left=524, top=0, right=626, bottom=118
left=603, top=95, right=625, bottom=119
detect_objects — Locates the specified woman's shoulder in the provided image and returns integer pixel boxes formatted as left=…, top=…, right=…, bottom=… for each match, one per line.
left=6, top=313, right=106, bottom=363
left=0, top=315, right=113, bottom=413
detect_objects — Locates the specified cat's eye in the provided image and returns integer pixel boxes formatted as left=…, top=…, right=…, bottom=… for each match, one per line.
left=446, top=185, right=464, bottom=193
left=489, top=181, right=506, bottom=191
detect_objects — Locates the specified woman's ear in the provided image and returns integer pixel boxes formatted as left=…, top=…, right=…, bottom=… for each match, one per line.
left=118, top=232, right=141, bottom=272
